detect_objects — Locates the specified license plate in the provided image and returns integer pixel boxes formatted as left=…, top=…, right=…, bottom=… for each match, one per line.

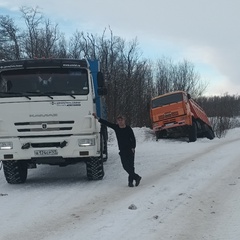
left=165, top=123, right=174, bottom=126
left=34, top=150, right=58, bottom=156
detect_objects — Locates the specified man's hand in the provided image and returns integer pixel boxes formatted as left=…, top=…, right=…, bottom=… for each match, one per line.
left=92, top=113, right=98, bottom=119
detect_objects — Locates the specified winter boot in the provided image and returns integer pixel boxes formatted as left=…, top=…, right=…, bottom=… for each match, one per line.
left=135, top=176, right=142, bottom=186
left=128, top=182, right=134, bottom=187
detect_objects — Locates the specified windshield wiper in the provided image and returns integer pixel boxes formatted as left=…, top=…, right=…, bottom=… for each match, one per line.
left=0, top=92, right=31, bottom=100
left=45, top=92, right=76, bottom=99
left=26, top=92, right=53, bottom=99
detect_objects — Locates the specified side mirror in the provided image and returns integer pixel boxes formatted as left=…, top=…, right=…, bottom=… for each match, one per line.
left=97, top=72, right=104, bottom=88
left=187, top=93, right=191, bottom=99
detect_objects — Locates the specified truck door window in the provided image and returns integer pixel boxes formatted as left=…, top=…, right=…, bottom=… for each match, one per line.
left=183, top=93, right=188, bottom=102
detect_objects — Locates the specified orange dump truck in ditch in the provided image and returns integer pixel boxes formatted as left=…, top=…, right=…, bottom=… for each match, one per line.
left=150, top=91, right=215, bottom=142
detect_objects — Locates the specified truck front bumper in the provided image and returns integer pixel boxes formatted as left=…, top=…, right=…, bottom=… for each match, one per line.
left=0, top=134, right=101, bottom=161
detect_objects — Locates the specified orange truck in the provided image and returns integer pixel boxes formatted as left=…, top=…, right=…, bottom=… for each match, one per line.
left=150, top=91, right=215, bottom=142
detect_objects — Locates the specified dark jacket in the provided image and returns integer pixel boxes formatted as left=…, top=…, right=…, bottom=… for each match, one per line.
left=99, top=118, right=136, bottom=151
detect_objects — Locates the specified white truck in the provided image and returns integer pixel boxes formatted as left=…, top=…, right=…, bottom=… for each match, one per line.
left=0, top=58, right=108, bottom=183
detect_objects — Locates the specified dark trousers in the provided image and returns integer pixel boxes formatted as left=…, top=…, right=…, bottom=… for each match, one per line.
left=119, top=150, right=140, bottom=183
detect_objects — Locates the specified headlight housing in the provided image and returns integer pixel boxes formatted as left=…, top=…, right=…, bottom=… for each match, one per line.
left=78, top=139, right=95, bottom=147
left=0, top=142, right=13, bottom=150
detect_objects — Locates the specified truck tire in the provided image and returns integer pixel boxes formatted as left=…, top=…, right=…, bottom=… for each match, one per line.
left=156, top=130, right=167, bottom=141
left=205, top=125, right=215, bottom=140
left=2, top=160, right=28, bottom=184
left=189, top=122, right=197, bottom=142
left=86, top=157, right=104, bottom=180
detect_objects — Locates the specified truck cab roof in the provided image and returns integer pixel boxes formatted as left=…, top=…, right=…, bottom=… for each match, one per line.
left=0, top=58, right=89, bottom=71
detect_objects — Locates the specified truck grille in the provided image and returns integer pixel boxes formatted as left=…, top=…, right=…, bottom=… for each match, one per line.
left=158, top=111, right=178, bottom=121
left=14, top=121, right=74, bottom=132
left=31, top=142, right=62, bottom=148
left=163, top=118, right=176, bottom=124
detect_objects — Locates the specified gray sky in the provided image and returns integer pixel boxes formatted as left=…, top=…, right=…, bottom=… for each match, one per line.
left=0, top=0, right=239, bottom=96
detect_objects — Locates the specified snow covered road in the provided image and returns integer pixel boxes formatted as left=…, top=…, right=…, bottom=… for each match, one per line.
left=1, top=128, right=240, bottom=240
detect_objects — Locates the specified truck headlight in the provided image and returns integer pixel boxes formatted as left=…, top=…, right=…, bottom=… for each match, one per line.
left=78, top=139, right=95, bottom=147
left=0, top=142, right=13, bottom=150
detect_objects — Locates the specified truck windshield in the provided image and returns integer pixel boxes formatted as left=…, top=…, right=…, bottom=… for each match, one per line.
left=0, top=68, right=89, bottom=97
left=152, top=93, right=183, bottom=108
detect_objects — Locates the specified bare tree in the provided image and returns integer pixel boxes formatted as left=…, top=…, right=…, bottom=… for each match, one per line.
left=0, top=15, right=22, bottom=59
left=38, top=19, right=60, bottom=57
left=20, top=6, right=43, bottom=58
left=98, top=31, right=126, bottom=121
left=55, top=34, right=68, bottom=58
left=68, top=31, right=85, bottom=59
left=20, top=6, right=63, bottom=58
left=154, top=57, right=207, bottom=98
left=197, top=94, right=240, bottom=137
left=0, top=8, right=212, bottom=129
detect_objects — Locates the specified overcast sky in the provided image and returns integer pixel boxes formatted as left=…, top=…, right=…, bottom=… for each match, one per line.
left=0, top=0, right=239, bottom=96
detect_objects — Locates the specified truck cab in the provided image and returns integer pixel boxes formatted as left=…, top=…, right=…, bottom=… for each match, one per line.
left=0, top=58, right=107, bottom=183
left=150, top=91, right=215, bottom=142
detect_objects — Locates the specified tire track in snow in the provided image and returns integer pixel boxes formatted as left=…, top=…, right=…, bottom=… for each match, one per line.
left=2, top=135, right=240, bottom=240
left=152, top=141, right=240, bottom=239
left=142, top=135, right=240, bottom=187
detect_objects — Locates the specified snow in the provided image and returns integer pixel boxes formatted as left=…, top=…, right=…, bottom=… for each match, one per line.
left=1, top=127, right=240, bottom=240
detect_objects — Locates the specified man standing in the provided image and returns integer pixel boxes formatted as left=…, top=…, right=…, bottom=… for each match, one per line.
left=92, top=113, right=142, bottom=187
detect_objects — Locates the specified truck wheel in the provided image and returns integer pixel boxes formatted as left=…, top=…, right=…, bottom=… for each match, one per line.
left=156, top=130, right=166, bottom=141
left=2, top=160, right=28, bottom=184
left=86, top=157, right=104, bottom=180
left=205, top=125, right=215, bottom=140
left=189, top=122, right=197, bottom=142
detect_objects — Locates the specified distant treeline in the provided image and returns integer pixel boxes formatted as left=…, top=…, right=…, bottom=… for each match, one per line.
left=0, top=6, right=239, bottom=136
